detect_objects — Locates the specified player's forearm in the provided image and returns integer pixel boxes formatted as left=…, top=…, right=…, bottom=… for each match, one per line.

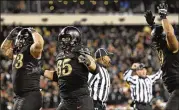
left=43, top=70, right=58, bottom=82
left=0, top=39, right=13, bottom=59
left=162, top=19, right=179, bottom=52
left=88, top=62, right=97, bottom=72
left=32, top=32, right=44, bottom=50
left=44, top=70, right=54, bottom=80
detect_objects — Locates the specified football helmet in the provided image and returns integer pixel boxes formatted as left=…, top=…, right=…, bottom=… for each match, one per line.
left=57, top=26, right=81, bottom=50
left=14, top=28, right=34, bottom=53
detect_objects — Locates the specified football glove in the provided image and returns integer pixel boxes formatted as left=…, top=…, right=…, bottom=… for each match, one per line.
left=78, top=53, right=91, bottom=66
left=6, top=27, right=23, bottom=40
left=144, top=10, right=155, bottom=26
left=157, top=2, right=168, bottom=19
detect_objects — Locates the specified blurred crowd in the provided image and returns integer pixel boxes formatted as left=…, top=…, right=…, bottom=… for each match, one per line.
left=1, top=24, right=179, bottom=110
left=1, top=0, right=179, bottom=14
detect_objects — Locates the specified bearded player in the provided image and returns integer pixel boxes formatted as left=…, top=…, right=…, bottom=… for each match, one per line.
left=144, top=2, right=179, bottom=110
left=39, top=26, right=98, bottom=110
left=1, top=27, right=44, bottom=110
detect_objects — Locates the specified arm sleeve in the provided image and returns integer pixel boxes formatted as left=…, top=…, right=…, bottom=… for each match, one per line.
left=149, top=69, right=162, bottom=83
left=52, top=71, right=58, bottom=82
left=123, top=69, right=136, bottom=85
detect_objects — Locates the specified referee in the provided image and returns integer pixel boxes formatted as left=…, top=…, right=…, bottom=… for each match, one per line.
left=123, top=63, right=162, bottom=110
left=88, top=48, right=112, bottom=110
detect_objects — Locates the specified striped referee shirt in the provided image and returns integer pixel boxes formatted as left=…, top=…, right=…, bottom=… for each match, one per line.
left=123, top=69, right=162, bottom=103
left=88, top=65, right=110, bottom=102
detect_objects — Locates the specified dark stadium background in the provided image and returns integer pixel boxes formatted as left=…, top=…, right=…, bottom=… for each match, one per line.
left=1, top=0, right=179, bottom=110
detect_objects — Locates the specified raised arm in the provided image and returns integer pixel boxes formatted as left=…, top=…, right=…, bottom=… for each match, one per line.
left=123, top=63, right=139, bottom=85
left=29, top=28, right=44, bottom=59
left=43, top=70, right=58, bottom=82
left=148, top=69, right=162, bottom=84
left=123, top=69, right=136, bottom=85
left=158, top=3, right=179, bottom=53
left=0, top=27, right=22, bottom=59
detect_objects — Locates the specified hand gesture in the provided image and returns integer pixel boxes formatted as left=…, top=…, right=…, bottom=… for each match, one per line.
left=78, top=53, right=91, bottom=66
left=131, top=63, right=140, bottom=70
left=144, top=10, right=155, bottom=26
left=157, top=2, right=168, bottom=19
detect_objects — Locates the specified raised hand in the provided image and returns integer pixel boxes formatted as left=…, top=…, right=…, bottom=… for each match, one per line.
left=157, top=2, right=168, bottom=19
left=144, top=10, right=155, bottom=26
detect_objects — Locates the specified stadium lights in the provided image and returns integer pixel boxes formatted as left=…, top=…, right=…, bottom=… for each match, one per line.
left=50, top=6, right=54, bottom=10
left=63, top=0, right=68, bottom=5
left=114, top=0, right=118, bottom=3
left=91, top=1, right=96, bottom=5
left=73, top=0, right=77, bottom=2
left=58, top=0, right=62, bottom=2
left=80, top=1, right=84, bottom=5
left=104, top=1, right=108, bottom=5
left=49, top=0, right=53, bottom=5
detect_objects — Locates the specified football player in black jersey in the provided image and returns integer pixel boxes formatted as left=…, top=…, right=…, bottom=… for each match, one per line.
left=40, top=26, right=98, bottom=110
left=144, top=2, right=179, bottom=110
left=1, top=27, right=44, bottom=110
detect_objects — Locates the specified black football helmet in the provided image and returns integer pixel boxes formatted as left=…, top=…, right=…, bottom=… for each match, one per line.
left=57, top=26, right=81, bottom=50
left=14, top=28, right=34, bottom=53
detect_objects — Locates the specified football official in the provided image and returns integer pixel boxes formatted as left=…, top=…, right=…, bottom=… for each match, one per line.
left=124, top=63, right=162, bottom=110
left=88, top=48, right=112, bottom=110
left=145, top=2, right=179, bottom=110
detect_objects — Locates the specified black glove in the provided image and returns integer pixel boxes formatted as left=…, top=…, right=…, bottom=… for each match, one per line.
left=144, top=10, right=155, bottom=26
left=26, top=62, right=44, bottom=75
left=78, top=53, right=91, bottom=66
left=6, top=27, right=23, bottom=40
left=157, top=2, right=168, bottom=19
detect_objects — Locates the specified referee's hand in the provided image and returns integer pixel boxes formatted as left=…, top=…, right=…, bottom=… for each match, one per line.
left=131, top=63, right=140, bottom=70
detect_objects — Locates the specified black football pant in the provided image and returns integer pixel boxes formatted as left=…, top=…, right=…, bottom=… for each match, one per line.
left=165, top=89, right=179, bottom=110
left=93, top=100, right=106, bottom=110
left=134, top=102, right=152, bottom=110
left=13, top=91, right=42, bottom=110
left=57, top=95, right=93, bottom=110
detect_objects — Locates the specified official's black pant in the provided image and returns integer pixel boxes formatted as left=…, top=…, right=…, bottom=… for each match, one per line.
left=57, top=95, right=93, bottom=110
left=93, top=100, right=106, bottom=110
left=165, top=89, right=179, bottom=110
left=13, top=91, right=42, bottom=110
left=134, top=102, right=152, bottom=110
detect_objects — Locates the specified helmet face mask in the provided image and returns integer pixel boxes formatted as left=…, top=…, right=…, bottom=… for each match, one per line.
left=57, top=26, right=81, bottom=50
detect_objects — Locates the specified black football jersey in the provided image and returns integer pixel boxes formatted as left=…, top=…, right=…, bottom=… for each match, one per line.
left=152, top=36, right=179, bottom=93
left=55, top=48, right=90, bottom=99
left=12, top=45, right=41, bottom=95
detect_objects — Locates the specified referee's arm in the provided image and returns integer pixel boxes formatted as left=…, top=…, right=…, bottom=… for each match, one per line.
left=148, top=69, right=162, bottom=84
left=123, top=69, right=136, bottom=85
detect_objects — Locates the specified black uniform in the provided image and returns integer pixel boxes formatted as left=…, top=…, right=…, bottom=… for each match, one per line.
left=12, top=45, right=42, bottom=110
left=151, top=26, right=179, bottom=110
left=56, top=47, right=94, bottom=110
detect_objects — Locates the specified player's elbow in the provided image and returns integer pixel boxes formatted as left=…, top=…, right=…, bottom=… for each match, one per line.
left=34, top=42, right=43, bottom=50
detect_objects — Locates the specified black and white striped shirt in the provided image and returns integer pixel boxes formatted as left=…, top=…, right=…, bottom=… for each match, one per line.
left=123, top=69, right=162, bottom=103
left=88, top=65, right=110, bottom=102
